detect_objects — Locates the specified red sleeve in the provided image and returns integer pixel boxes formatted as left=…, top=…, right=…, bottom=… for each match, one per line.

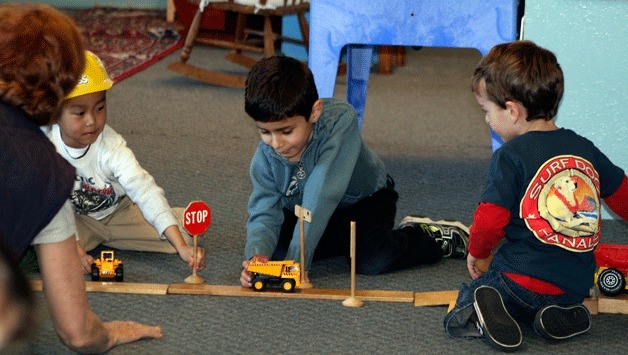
left=468, top=202, right=510, bottom=259
left=604, top=175, right=628, bottom=221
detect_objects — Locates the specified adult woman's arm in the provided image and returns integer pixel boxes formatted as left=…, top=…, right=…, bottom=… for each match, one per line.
left=35, top=237, right=162, bottom=353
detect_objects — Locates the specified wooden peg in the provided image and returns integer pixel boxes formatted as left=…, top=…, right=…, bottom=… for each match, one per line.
left=294, top=205, right=313, bottom=288
left=343, top=221, right=364, bottom=307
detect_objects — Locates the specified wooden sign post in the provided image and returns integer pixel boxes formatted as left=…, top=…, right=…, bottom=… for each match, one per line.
left=342, top=221, right=364, bottom=307
left=183, top=200, right=211, bottom=284
left=294, top=205, right=313, bottom=289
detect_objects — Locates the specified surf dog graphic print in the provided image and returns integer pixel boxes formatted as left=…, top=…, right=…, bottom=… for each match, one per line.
left=521, top=155, right=600, bottom=252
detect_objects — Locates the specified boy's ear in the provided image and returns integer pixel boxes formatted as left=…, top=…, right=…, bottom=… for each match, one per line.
left=505, top=101, right=527, bottom=123
left=309, top=99, right=324, bottom=123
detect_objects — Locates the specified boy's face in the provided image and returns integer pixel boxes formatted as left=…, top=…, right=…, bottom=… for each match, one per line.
left=474, top=80, right=518, bottom=143
left=58, top=91, right=107, bottom=148
left=256, top=114, right=317, bottom=162
left=254, top=99, right=323, bottom=163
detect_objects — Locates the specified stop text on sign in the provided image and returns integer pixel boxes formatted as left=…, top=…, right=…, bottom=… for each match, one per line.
left=183, top=200, right=211, bottom=236
left=185, top=210, right=209, bottom=225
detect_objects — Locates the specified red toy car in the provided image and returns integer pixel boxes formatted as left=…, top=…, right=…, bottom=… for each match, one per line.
left=594, top=243, right=628, bottom=296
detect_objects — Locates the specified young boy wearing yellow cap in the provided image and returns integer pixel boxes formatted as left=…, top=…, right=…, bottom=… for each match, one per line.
left=44, top=51, right=206, bottom=273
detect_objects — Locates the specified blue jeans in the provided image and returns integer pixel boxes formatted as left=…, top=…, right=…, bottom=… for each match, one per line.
left=274, top=177, right=443, bottom=275
left=443, top=269, right=585, bottom=338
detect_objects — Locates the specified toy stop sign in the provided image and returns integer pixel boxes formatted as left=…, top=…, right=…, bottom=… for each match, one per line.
left=183, top=201, right=211, bottom=236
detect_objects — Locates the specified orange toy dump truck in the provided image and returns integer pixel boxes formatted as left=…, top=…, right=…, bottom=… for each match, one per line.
left=246, top=258, right=301, bottom=293
left=594, top=243, right=628, bottom=296
left=91, top=250, right=124, bottom=282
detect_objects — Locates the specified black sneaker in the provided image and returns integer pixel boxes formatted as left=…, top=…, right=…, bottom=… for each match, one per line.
left=534, top=304, right=591, bottom=341
left=398, top=215, right=469, bottom=259
left=473, top=286, right=522, bottom=352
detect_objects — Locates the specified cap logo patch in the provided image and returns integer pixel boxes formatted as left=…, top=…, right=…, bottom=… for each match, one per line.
left=77, top=74, right=89, bottom=86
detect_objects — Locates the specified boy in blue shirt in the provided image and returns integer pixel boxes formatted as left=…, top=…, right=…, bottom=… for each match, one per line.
left=239, top=56, right=469, bottom=287
left=444, top=40, right=627, bottom=351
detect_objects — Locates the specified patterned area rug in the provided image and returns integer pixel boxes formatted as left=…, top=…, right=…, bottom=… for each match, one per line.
left=71, top=7, right=183, bottom=82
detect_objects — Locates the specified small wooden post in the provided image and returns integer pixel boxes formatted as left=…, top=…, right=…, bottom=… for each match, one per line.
left=295, top=205, right=313, bottom=289
left=184, top=235, right=204, bottom=284
left=342, top=221, right=364, bottom=307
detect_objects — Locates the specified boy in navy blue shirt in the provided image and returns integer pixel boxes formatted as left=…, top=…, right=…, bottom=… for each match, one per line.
left=444, top=40, right=627, bottom=351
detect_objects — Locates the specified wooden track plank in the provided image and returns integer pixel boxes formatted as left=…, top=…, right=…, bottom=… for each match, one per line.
left=32, top=277, right=614, bottom=314
left=414, top=290, right=459, bottom=307
left=597, top=294, right=628, bottom=314
left=30, top=280, right=168, bottom=295
left=168, top=284, right=414, bottom=302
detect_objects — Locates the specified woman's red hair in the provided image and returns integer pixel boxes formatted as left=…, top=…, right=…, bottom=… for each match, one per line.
left=0, top=4, right=85, bottom=125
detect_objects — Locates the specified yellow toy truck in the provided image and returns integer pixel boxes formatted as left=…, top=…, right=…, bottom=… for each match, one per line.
left=246, top=258, right=301, bottom=293
left=91, top=250, right=123, bottom=282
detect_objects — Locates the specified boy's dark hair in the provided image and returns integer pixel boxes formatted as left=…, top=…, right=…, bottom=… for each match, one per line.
left=471, top=40, right=564, bottom=121
left=245, top=55, right=319, bottom=122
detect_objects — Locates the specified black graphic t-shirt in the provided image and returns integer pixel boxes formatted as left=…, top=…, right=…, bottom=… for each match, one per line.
left=482, top=128, right=624, bottom=297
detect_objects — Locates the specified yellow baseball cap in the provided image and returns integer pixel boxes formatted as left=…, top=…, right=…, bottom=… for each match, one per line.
left=65, top=50, right=114, bottom=100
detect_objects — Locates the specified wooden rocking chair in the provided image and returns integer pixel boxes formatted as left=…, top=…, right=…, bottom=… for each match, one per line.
left=168, top=0, right=310, bottom=88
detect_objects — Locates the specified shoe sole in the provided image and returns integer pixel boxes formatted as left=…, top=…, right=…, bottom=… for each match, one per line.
left=473, top=286, right=522, bottom=352
left=534, top=304, right=591, bottom=341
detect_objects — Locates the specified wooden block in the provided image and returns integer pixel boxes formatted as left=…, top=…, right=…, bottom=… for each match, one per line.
left=582, top=296, right=598, bottom=315
left=30, top=279, right=168, bottom=295
left=168, top=284, right=414, bottom=302
left=597, top=294, right=628, bottom=314
left=414, top=290, right=459, bottom=307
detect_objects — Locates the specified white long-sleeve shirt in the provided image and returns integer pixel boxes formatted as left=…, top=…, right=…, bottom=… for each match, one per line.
left=45, top=124, right=177, bottom=236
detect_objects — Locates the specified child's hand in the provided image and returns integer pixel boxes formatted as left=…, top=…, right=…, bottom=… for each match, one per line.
left=467, top=253, right=493, bottom=280
left=240, top=254, right=270, bottom=287
left=76, top=242, right=94, bottom=275
left=179, top=246, right=206, bottom=271
left=240, top=259, right=253, bottom=288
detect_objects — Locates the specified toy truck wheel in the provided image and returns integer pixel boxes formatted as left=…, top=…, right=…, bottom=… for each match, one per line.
left=115, top=265, right=124, bottom=282
left=281, top=279, right=296, bottom=293
left=90, top=264, right=99, bottom=281
left=252, top=278, right=266, bottom=292
left=598, top=268, right=626, bottom=297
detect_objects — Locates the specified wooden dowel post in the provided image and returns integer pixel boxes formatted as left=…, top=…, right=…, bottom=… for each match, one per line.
left=295, top=205, right=313, bottom=289
left=184, top=235, right=205, bottom=284
left=342, top=221, right=364, bottom=307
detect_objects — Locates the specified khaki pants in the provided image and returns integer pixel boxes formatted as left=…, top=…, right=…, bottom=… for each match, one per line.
left=76, top=196, right=192, bottom=253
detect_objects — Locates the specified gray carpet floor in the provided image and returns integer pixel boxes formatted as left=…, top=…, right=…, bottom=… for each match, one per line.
left=22, top=44, right=627, bottom=354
